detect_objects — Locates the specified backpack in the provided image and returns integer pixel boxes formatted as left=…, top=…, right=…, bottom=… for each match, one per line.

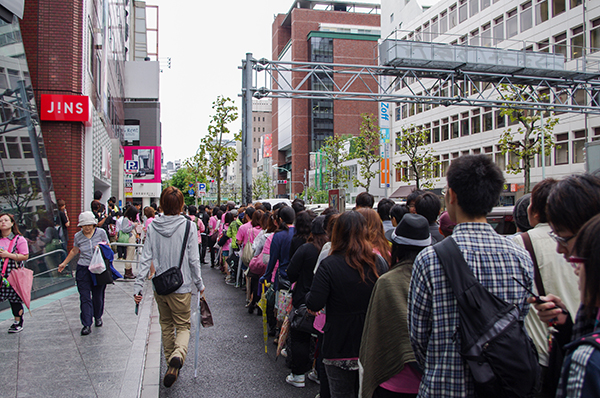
left=433, top=237, right=541, bottom=398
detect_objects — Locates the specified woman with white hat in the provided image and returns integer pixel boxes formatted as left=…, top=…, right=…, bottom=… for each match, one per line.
left=58, top=211, right=109, bottom=336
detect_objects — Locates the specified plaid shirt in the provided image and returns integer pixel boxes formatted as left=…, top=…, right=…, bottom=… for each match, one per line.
left=408, top=223, right=533, bottom=398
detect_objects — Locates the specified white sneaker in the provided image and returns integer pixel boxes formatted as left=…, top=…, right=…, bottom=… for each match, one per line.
left=286, top=373, right=305, bottom=388
left=281, top=348, right=288, bottom=357
left=307, top=369, right=320, bottom=384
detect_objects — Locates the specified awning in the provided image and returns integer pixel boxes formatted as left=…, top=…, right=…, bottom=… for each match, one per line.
left=389, top=185, right=417, bottom=198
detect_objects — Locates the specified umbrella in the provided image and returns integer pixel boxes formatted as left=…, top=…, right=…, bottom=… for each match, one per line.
left=7, top=267, right=33, bottom=312
left=194, top=294, right=201, bottom=378
left=257, top=282, right=269, bottom=353
left=277, top=315, right=290, bottom=358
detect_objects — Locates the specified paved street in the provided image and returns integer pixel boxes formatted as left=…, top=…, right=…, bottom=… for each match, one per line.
left=158, top=262, right=320, bottom=398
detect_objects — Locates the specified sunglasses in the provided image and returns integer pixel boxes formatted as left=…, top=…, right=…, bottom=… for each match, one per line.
left=548, top=231, right=576, bottom=248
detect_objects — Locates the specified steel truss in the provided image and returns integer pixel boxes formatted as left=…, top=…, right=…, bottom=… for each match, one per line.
left=251, top=58, right=600, bottom=113
left=239, top=54, right=600, bottom=204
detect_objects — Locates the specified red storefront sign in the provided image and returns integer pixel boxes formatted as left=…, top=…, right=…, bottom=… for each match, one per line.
left=40, top=94, right=90, bottom=123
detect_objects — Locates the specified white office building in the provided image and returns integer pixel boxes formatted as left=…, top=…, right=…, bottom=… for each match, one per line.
left=382, top=0, right=600, bottom=204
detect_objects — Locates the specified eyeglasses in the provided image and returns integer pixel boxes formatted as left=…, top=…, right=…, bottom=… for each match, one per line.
left=568, top=256, right=586, bottom=268
left=548, top=231, right=576, bottom=248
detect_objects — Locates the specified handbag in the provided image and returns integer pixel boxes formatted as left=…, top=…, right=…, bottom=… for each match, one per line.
left=152, top=220, right=191, bottom=296
left=200, top=296, right=214, bottom=327
left=241, top=228, right=256, bottom=266
left=217, top=231, right=229, bottom=248
left=117, top=230, right=129, bottom=243
left=289, top=304, right=316, bottom=334
left=3, top=236, right=33, bottom=310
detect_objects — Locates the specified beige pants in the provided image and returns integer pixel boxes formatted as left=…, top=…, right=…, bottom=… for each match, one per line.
left=125, top=235, right=136, bottom=270
left=155, top=292, right=192, bottom=364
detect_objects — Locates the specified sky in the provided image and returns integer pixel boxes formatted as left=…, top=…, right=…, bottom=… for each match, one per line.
left=149, top=0, right=290, bottom=164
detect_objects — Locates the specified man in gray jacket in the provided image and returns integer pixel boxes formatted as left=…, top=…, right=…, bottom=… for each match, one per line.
left=134, top=187, right=205, bottom=388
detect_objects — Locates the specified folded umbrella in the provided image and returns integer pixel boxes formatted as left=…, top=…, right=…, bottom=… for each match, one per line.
left=257, top=282, right=269, bottom=353
left=7, top=266, right=33, bottom=311
left=194, top=294, right=201, bottom=378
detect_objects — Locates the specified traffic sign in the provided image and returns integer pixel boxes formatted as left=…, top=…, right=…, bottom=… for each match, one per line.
left=124, top=160, right=138, bottom=172
left=188, top=189, right=194, bottom=196
left=198, top=183, right=206, bottom=194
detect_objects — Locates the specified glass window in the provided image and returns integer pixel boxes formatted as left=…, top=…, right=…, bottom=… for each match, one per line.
left=555, top=133, right=569, bottom=165
left=571, top=26, right=584, bottom=59
left=538, top=39, right=550, bottom=52
left=482, top=0, right=491, bottom=10
left=470, top=0, right=478, bottom=17
left=536, top=0, right=548, bottom=24
left=471, top=114, right=481, bottom=133
left=495, top=110, right=506, bottom=128
left=554, top=32, right=567, bottom=58
left=461, top=115, right=470, bottom=136
left=494, top=16, right=504, bottom=45
left=495, top=152, right=506, bottom=170
left=395, top=105, right=401, bottom=121
left=507, top=9, right=518, bottom=38
left=459, top=0, right=468, bottom=23
left=21, top=143, right=32, bottom=159
left=470, top=29, right=479, bottom=46
left=433, top=126, right=440, bottom=143
left=442, top=123, right=449, bottom=140
left=449, top=5, right=458, bottom=29
left=573, top=130, right=585, bottom=163
left=592, top=27, right=600, bottom=53
left=451, top=120, right=459, bottom=138
left=440, top=11, right=448, bottom=34
left=482, top=23, right=492, bottom=47
left=570, top=0, right=581, bottom=8
left=483, top=110, right=493, bottom=131
left=431, top=18, right=439, bottom=40
left=552, top=0, right=565, bottom=16
left=521, top=2, right=533, bottom=32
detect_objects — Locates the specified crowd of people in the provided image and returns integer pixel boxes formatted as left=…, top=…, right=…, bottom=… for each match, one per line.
left=4, top=153, right=600, bottom=398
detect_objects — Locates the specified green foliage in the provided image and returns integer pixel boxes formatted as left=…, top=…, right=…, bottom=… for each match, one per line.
left=300, top=186, right=328, bottom=204
left=252, top=173, right=273, bottom=200
left=395, top=125, right=437, bottom=190
left=202, top=96, right=240, bottom=203
left=168, top=168, right=195, bottom=206
left=498, top=85, right=559, bottom=193
left=321, top=134, right=355, bottom=190
left=352, top=113, right=383, bottom=193
left=184, top=146, right=209, bottom=206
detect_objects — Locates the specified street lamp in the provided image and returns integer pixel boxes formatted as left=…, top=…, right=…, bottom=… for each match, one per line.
left=272, top=165, right=291, bottom=199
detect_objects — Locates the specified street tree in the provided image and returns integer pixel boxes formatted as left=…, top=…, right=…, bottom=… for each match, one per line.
left=395, top=124, right=437, bottom=190
left=169, top=168, right=195, bottom=206
left=321, top=134, right=354, bottom=190
left=184, top=146, right=209, bottom=206
left=0, top=172, right=40, bottom=223
left=202, top=96, right=240, bottom=203
left=352, top=113, right=382, bottom=193
left=497, top=85, right=559, bottom=193
left=300, top=186, right=328, bottom=204
left=252, top=173, right=273, bottom=200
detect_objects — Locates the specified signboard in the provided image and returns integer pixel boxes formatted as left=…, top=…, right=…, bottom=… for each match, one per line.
left=379, top=100, right=391, bottom=187
left=132, top=183, right=162, bottom=198
left=124, top=174, right=133, bottom=198
left=123, top=146, right=161, bottom=183
left=40, top=94, right=90, bottom=123
left=124, top=160, right=138, bottom=173
left=263, top=134, right=272, bottom=158
left=123, top=125, right=140, bottom=141
left=328, top=189, right=346, bottom=213
left=198, top=183, right=206, bottom=195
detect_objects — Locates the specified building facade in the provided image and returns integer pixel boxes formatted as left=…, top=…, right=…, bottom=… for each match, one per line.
left=272, top=0, right=381, bottom=198
left=382, top=0, right=600, bottom=203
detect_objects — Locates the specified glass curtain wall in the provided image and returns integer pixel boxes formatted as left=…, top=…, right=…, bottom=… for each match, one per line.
left=310, top=37, right=334, bottom=152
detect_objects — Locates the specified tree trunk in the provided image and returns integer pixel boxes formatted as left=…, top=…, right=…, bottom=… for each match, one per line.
left=524, top=157, right=531, bottom=194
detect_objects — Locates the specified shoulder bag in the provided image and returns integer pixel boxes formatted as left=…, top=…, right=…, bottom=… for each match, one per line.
left=241, top=228, right=257, bottom=266
left=152, top=220, right=191, bottom=296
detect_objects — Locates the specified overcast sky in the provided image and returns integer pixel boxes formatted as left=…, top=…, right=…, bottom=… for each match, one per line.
left=150, top=0, right=289, bottom=164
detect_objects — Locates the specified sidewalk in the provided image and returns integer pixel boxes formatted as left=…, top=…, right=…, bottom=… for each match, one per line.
left=0, top=265, right=162, bottom=398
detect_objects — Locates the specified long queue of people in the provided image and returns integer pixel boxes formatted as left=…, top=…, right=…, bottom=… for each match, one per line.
left=199, top=154, right=600, bottom=398
left=4, top=154, right=600, bottom=397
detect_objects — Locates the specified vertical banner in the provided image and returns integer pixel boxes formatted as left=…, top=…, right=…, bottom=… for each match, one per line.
left=379, top=100, right=391, bottom=188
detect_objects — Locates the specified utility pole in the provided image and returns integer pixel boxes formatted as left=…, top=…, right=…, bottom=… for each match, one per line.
left=241, top=53, right=254, bottom=205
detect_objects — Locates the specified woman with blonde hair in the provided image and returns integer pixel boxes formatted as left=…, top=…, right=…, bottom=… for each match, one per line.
left=356, top=208, right=391, bottom=267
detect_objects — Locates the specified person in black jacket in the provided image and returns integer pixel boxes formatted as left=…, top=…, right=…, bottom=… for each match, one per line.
left=286, top=215, right=328, bottom=388
left=306, top=211, right=388, bottom=397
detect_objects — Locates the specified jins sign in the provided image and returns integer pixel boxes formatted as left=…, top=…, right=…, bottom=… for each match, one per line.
left=40, top=94, right=89, bottom=122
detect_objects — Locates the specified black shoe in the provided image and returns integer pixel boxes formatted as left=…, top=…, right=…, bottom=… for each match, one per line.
left=8, top=320, right=23, bottom=334
left=81, top=326, right=92, bottom=335
left=248, top=305, right=255, bottom=314
left=95, top=318, right=103, bottom=327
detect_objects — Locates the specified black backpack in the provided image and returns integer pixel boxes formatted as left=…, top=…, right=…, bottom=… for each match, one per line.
left=433, top=238, right=541, bottom=398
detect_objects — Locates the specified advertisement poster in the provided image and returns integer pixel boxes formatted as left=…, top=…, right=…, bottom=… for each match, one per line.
left=263, top=134, right=272, bottom=158
left=123, top=146, right=161, bottom=183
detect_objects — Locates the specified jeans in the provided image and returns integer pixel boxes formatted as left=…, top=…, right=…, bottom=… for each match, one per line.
left=325, top=364, right=358, bottom=398
left=76, top=265, right=106, bottom=327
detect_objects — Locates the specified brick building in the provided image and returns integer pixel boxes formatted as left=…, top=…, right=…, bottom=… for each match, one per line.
left=271, top=1, right=381, bottom=197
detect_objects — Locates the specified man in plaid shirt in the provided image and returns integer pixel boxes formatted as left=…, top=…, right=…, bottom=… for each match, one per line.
left=408, top=155, right=534, bottom=397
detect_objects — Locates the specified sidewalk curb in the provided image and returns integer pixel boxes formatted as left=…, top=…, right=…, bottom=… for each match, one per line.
left=118, top=283, right=156, bottom=398
left=140, top=295, right=161, bottom=398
